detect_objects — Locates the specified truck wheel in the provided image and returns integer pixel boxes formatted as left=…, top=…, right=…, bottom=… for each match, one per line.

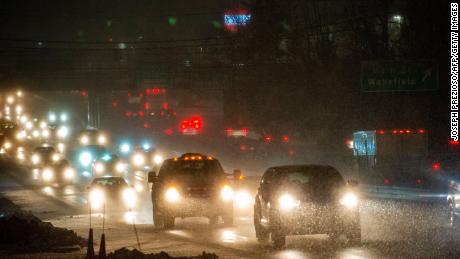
left=153, top=211, right=164, bottom=228
left=346, top=224, right=361, bottom=246
left=223, top=213, right=233, bottom=227
left=271, top=231, right=286, bottom=248
left=163, top=216, right=175, bottom=229
left=254, top=206, right=269, bottom=242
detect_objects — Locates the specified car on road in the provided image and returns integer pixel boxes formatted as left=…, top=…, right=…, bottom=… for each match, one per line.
left=148, top=153, right=234, bottom=229
left=31, top=145, right=75, bottom=185
left=253, top=165, right=361, bottom=247
left=88, top=176, right=137, bottom=211
left=91, top=153, right=127, bottom=177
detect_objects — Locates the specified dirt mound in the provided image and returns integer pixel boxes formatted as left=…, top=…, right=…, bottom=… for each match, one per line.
left=0, top=196, right=86, bottom=252
left=108, top=247, right=218, bottom=259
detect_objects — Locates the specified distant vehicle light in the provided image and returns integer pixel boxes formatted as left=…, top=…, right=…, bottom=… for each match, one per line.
left=89, top=188, right=105, bottom=210
left=48, top=113, right=56, bottom=122
left=32, top=154, right=40, bottom=164
left=3, top=142, right=12, bottom=149
left=221, top=185, right=234, bottom=201
left=80, top=135, right=89, bottom=145
left=132, top=153, right=145, bottom=167
left=432, top=162, right=440, bottom=171
left=97, top=135, right=107, bottom=145
left=153, top=154, right=163, bottom=165
left=122, top=188, right=137, bottom=208
left=115, top=162, right=127, bottom=173
left=52, top=153, right=60, bottom=162
left=234, top=190, right=252, bottom=209
left=60, top=113, right=68, bottom=122
left=57, top=143, right=65, bottom=153
left=79, top=152, right=92, bottom=167
left=142, top=143, right=151, bottom=151
left=120, top=143, right=131, bottom=154
left=64, top=168, right=75, bottom=180
left=57, top=126, right=69, bottom=138
left=42, top=168, right=54, bottom=182
left=41, top=129, right=50, bottom=138
left=94, top=162, right=105, bottom=174
left=281, top=135, right=289, bottom=143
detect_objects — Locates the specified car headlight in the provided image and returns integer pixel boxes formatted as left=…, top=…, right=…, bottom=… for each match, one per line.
left=64, top=168, right=75, bottom=180
left=57, top=126, right=69, bottom=139
left=42, top=168, right=54, bottom=182
left=221, top=185, right=234, bottom=201
left=234, top=190, right=252, bottom=209
left=52, top=153, right=60, bottom=162
left=153, top=154, right=163, bottom=165
left=80, top=135, right=89, bottom=145
left=340, top=192, right=359, bottom=208
left=94, top=162, right=105, bottom=174
left=165, top=187, right=180, bottom=203
left=89, top=188, right=105, bottom=210
left=132, top=153, right=145, bottom=167
left=32, top=154, right=40, bottom=164
left=79, top=152, right=92, bottom=167
left=98, top=135, right=107, bottom=145
left=279, top=193, right=300, bottom=211
left=4, top=142, right=12, bottom=149
left=115, top=162, right=127, bottom=173
left=122, top=188, right=137, bottom=208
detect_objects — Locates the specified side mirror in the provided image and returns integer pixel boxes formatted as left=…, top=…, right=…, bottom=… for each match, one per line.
left=347, top=180, right=359, bottom=187
left=148, top=171, right=157, bottom=183
left=233, top=169, right=243, bottom=180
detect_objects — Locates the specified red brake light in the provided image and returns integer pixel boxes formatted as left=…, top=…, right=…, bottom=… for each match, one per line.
left=164, top=128, right=173, bottom=135
left=138, top=111, right=144, bottom=117
left=378, top=130, right=385, bottom=135
left=418, top=129, right=425, bottom=134
left=125, top=111, right=132, bottom=117
left=264, top=135, right=272, bottom=143
left=226, top=128, right=233, bottom=136
left=432, top=162, right=440, bottom=171
left=383, top=178, right=391, bottom=185
left=282, top=135, right=289, bottom=143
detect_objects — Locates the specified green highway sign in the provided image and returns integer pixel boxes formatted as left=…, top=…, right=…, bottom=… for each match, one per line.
left=361, top=61, right=438, bottom=92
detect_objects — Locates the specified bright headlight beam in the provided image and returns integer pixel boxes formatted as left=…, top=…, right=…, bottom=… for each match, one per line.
left=42, top=168, right=54, bottom=182
left=153, top=154, right=163, bottom=165
left=80, top=135, right=89, bottom=145
left=279, top=193, right=300, bottom=211
left=132, top=153, right=145, bottom=166
left=122, top=188, right=137, bottom=208
left=221, top=185, right=234, bottom=201
left=165, top=187, right=180, bottom=203
left=340, top=192, right=358, bottom=208
left=64, top=168, right=75, bottom=180
left=79, top=152, right=92, bottom=167
left=89, top=188, right=105, bottom=210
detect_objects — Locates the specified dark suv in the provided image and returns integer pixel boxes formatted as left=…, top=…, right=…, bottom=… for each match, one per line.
left=148, top=153, right=234, bottom=229
left=254, top=165, right=361, bottom=247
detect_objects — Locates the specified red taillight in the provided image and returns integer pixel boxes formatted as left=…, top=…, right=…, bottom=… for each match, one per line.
left=226, top=128, right=233, bottom=136
left=125, top=111, right=132, bottom=117
left=378, top=130, right=385, bottom=135
left=138, top=111, right=144, bottom=117
left=418, top=129, right=425, bottom=134
left=432, top=162, right=440, bottom=171
left=164, top=128, right=173, bottom=135
left=264, top=135, right=272, bottom=143
left=282, top=135, right=289, bottom=143
left=240, top=144, right=246, bottom=151
left=392, top=130, right=398, bottom=134
left=163, top=102, right=169, bottom=110
left=383, top=178, right=391, bottom=185
left=143, top=122, right=151, bottom=128
left=111, top=100, right=118, bottom=108
left=144, top=102, right=150, bottom=110
left=242, top=128, right=248, bottom=136
left=405, top=129, right=411, bottom=134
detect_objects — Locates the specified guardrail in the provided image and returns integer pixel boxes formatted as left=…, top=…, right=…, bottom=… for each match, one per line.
left=361, top=184, right=447, bottom=203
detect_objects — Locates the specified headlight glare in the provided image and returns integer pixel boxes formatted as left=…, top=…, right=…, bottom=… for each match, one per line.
left=340, top=192, right=358, bottom=208
left=165, top=187, right=180, bottom=203
left=122, top=188, right=137, bottom=208
left=42, top=168, right=54, bottom=182
left=221, top=185, right=234, bottom=201
left=89, top=188, right=105, bottom=210
left=279, top=194, right=300, bottom=211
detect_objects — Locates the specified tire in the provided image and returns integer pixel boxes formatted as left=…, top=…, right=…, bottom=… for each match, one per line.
left=269, top=209, right=286, bottom=248
left=254, top=205, right=269, bottom=242
left=153, top=211, right=164, bottom=228
left=163, top=216, right=175, bottom=229
left=346, top=224, right=361, bottom=246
